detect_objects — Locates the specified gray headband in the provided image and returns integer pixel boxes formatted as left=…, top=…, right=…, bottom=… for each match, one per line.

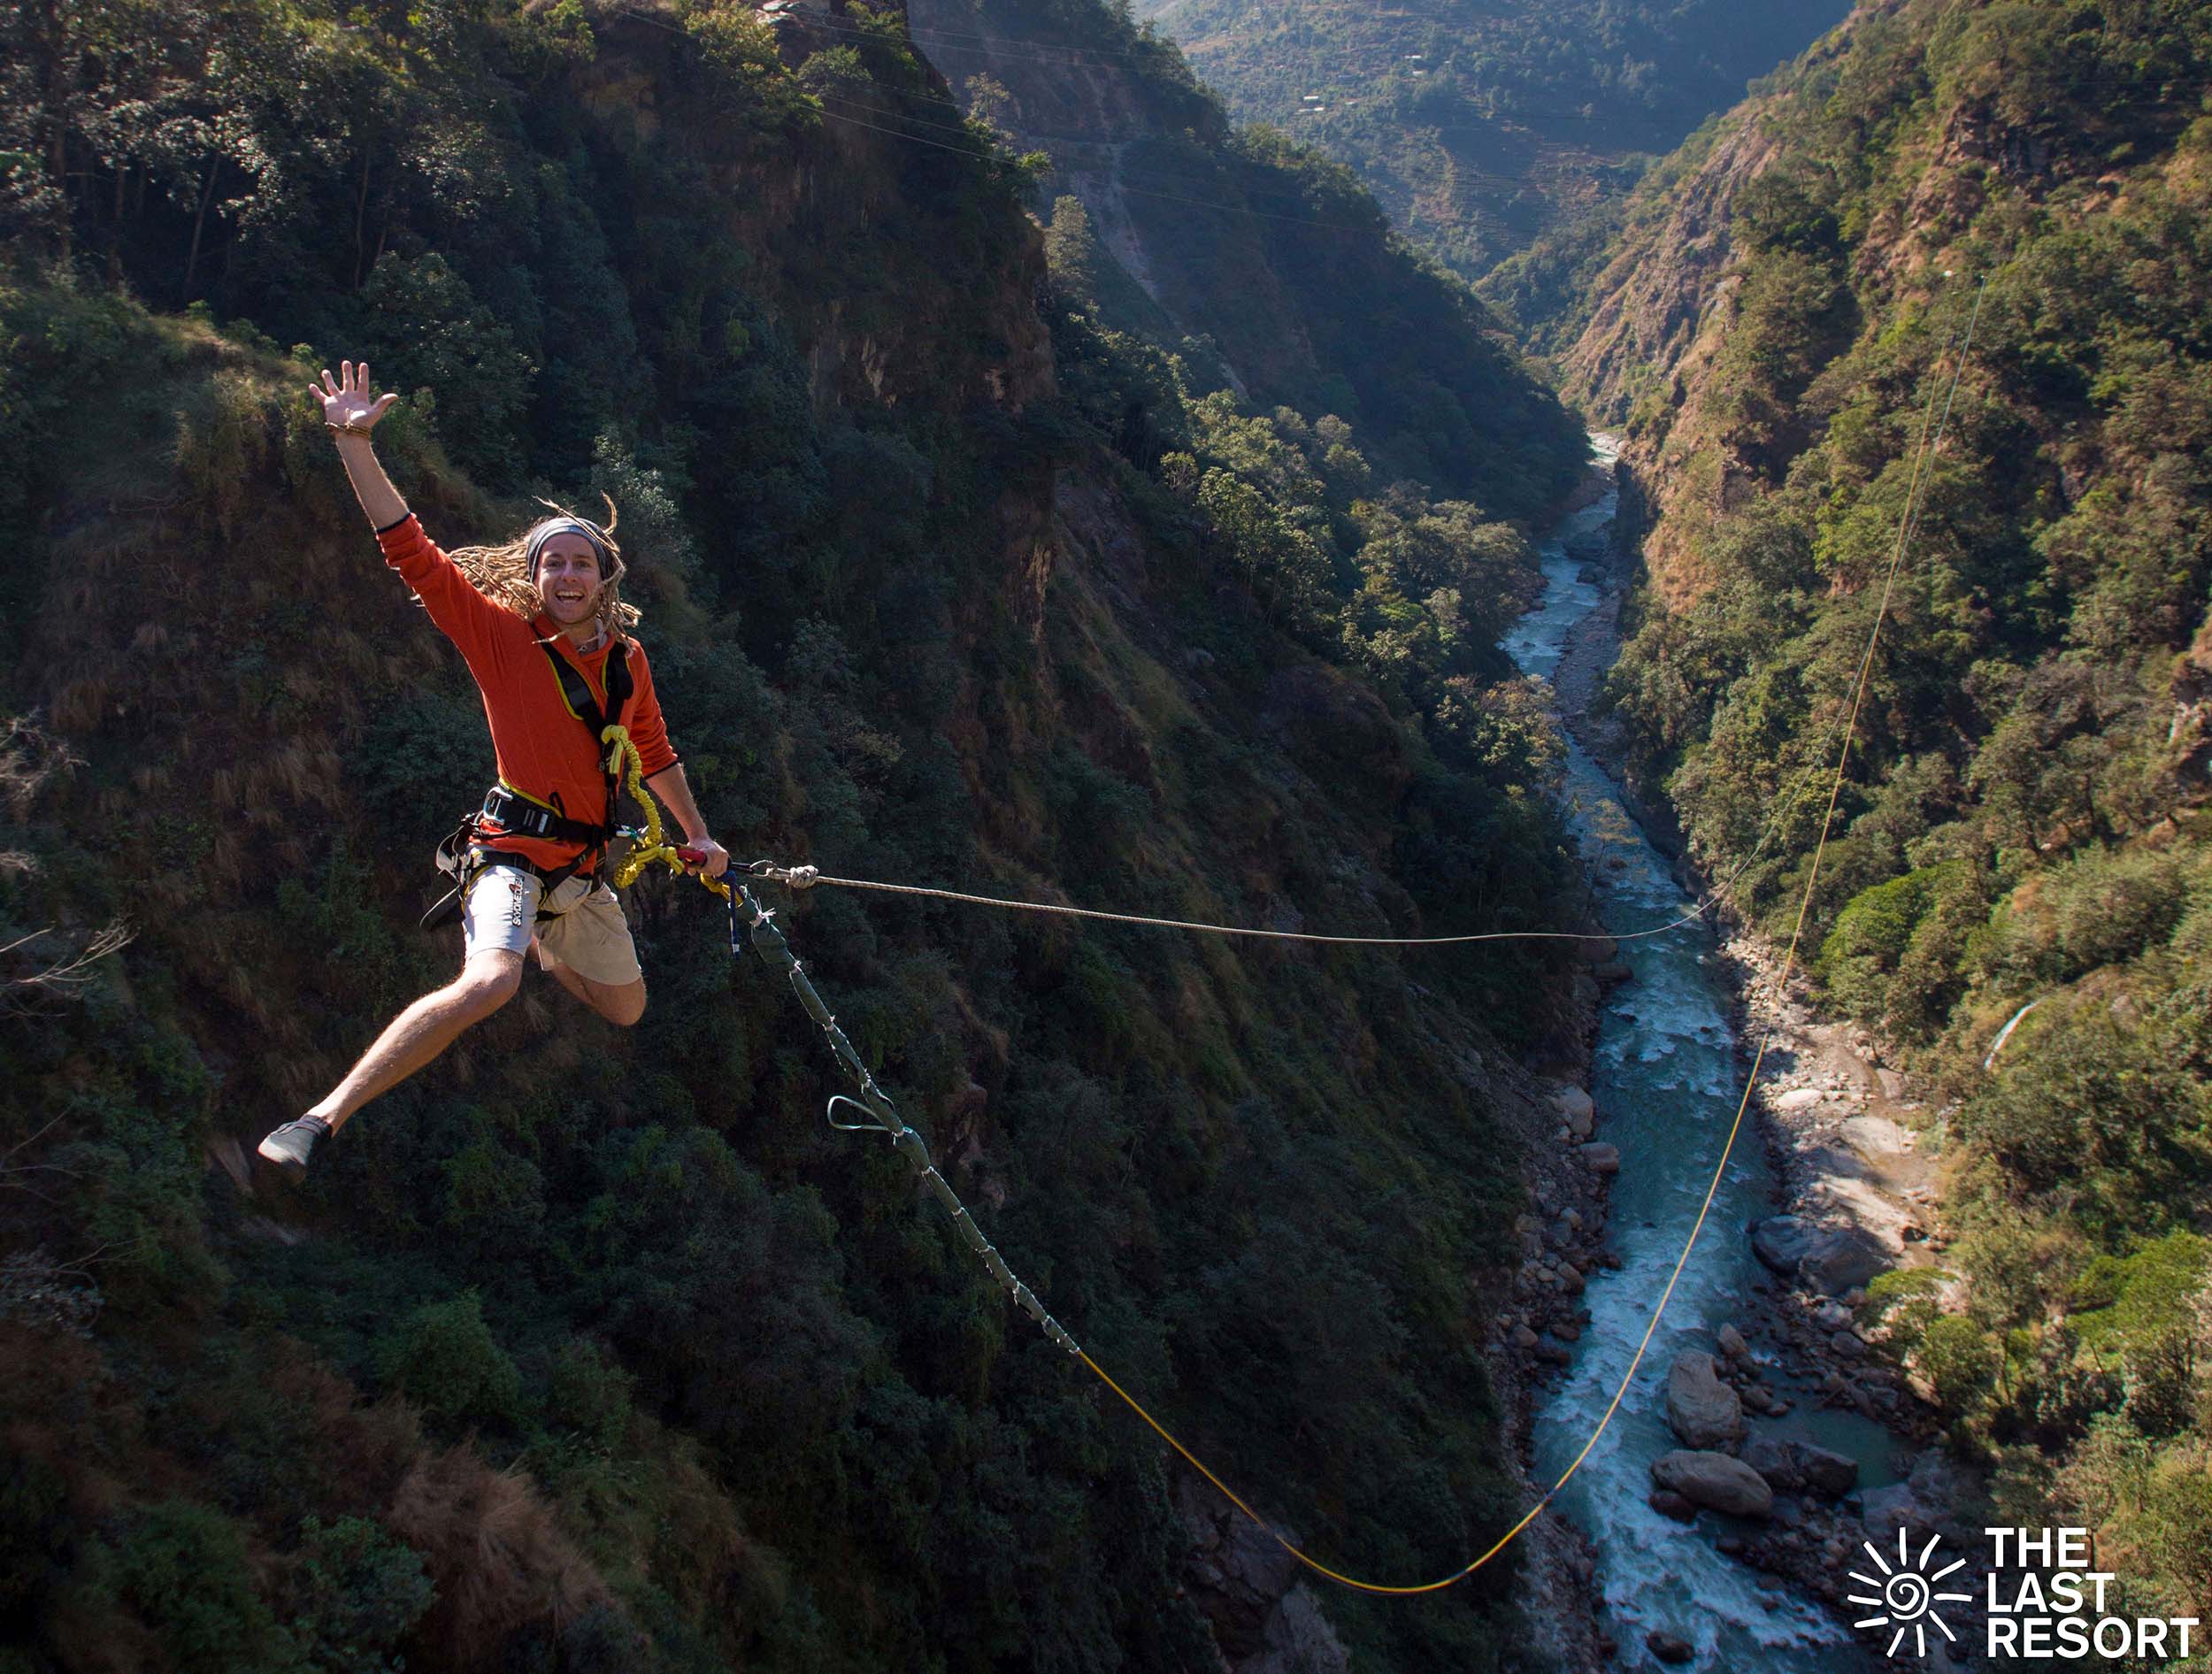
left=526, top=517, right=613, bottom=580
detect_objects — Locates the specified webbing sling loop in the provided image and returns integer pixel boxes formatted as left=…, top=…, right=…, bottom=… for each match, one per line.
left=714, top=871, right=1080, bottom=1353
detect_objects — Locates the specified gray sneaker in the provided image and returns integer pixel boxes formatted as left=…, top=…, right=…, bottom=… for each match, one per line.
left=257, top=1117, right=331, bottom=1179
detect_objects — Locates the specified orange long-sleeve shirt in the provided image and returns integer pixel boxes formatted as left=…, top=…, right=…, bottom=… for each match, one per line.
left=380, top=515, right=678, bottom=873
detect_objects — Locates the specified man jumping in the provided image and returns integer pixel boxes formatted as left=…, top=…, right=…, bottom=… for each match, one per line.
left=257, top=362, right=730, bottom=1179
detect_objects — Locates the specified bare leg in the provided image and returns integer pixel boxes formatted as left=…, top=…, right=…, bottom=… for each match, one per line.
left=534, top=946, right=647, bottom=1027
left=308, top=949, right=523, bottom=1133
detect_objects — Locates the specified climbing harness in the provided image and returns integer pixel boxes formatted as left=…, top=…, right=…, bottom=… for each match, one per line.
left=420, top=639, right=637, bottom=930
left=582, top=285, right=1986, bottom=1597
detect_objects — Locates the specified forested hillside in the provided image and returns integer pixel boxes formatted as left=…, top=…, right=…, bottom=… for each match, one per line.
left=1565, top=0, right=2212, bottom=1615
left=0, top=1, right=1596, bottom=1670
left=1134, top=0, right=1847, bottom=286
left=905, top=0, right=1588, bottom=517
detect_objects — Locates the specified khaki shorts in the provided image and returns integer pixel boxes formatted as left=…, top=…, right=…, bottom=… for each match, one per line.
left=461, top=862, right=642, bottom=987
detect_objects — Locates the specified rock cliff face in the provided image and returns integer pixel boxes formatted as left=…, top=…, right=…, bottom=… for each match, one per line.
left=902, top=0, right=1302, bottom=389
left=1555, top=113, right=1787, bottom=603
left=1550, top=6, right=1911, bottom=605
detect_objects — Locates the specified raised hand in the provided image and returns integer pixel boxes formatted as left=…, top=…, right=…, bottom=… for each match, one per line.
left=309, top=360, right=398, bottom=434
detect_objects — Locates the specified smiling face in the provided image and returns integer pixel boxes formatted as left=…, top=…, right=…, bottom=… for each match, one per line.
left=534, top=534, right=604, bottom=628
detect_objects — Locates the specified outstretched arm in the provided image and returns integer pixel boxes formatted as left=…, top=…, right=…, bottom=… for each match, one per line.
left=309, top=360, right=407, bottom=530
left=317, top=359, right=509, bottom=665
left=643, top=764, right=730, bottom=879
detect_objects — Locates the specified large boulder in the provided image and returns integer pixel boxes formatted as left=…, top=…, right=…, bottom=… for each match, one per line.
left=1841, top=1115, right=1912, bottom=1160
left=1750, top=1215, right=1890, bottom=1294
left=1798, top=1443, right=1862, bottom=1497
left=1551, top=1086, right=1596, bottom=1139
left=1745, top=1437, right=1860, bottom=1498
left=1751, top=1215, right=1817, bottom=1276
left=1176, top=1478, right=1350, bottom=1671
left=1664, top=1352, right=1745, bottom=1448
left=1803, top=1227, right=1891, bottom=1294
left=1651, top=1450, right=1773, bottom=1519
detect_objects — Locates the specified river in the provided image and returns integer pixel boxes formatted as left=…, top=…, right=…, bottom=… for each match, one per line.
left=1505, top=437, right=1892, bottom=1671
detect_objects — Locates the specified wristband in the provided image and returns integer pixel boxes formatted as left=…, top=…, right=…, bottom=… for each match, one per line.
left=325, top=420, right=374, bottom=436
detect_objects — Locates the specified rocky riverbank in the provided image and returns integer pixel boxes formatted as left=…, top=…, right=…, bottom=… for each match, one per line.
left=1700, top=933, right=1994, bottom=1661
left=1500, top=965, right=1637, bottom=1674
left=1547, top=466, right=1985, bottom=1663
left=1416, top=895, right=1631, bottom=1674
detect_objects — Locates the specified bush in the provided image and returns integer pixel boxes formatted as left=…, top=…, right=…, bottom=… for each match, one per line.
left=108, top=1501, right=277, bottom=1673
left=1955, top=1002, right=2208, bottom=1240
left=2021, top=1334, right=2123, bottom=1448
left=282, top=1516, right=435, bottom=1674
left=1865, top=1267, right=1946, bottom=1357
left=353, top=253, right=534, bottom=487
left=1815, top=862, right=1965, bottom=1021
left=2139, top=1460, right=2212, bottom=1601
left=2068, top=1232, right=2208, bottom=1349
left=1917, top=1315, right=2001, bottom=1416
left=545, top=1340, right=636, bottom=1453
left=376, top=1291, right=523, bottom=1429
left=2050, top=848, right=2192, bottom=976
left=2122, top=1332, right=2200, bottom=1441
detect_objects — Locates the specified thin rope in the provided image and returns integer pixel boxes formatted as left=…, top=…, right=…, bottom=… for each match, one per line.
left=749, top=301, right=1976, bottom=956
left=1051, top=285, right=1986, bottom=1594
left=634, top=290, right=1984, bottom=1596
left=763, top=867, right=1646, bottom=943
left=754, top=800, right=1779, bottom=948
left=753, top=715, right=1832, bottom=947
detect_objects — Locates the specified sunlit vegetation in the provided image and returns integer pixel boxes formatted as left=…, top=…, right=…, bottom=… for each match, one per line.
left=1582, top=0, right=2212, bottom=1612
left=1142, top=0, right=1847, bottom=284
left=0, top=0, right=1592, bottom=1667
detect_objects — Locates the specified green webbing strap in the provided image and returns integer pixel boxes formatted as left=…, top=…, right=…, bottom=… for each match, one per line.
left=726, top=879, right=1081, bottom=1355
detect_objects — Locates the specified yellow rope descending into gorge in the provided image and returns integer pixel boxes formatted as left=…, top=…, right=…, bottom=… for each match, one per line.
left=611, top=282, right=1984, bottom=1594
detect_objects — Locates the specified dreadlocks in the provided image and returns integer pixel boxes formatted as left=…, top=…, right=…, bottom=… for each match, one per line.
left=446, top=495, right=640, bottom=640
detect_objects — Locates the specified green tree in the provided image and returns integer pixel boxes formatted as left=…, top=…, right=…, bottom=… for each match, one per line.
left=1043, top=195, right=1100, bottom=311
left=282, top=1517, right=436, bottom=1674
left=107, top=1501, right=278, bottom=1674
left=376, top=1290, right=523, bottom=1429
left=1918, top=1316, right=2001, bottom=1417
left=353, top=252, right=534, bottom=486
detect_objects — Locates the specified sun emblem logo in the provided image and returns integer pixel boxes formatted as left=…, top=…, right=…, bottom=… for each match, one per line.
left=1848, top=1530, right=1972, bottom=1658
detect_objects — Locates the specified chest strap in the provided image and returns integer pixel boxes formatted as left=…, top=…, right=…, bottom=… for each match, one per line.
left=488, top=639, right=635, bottom=844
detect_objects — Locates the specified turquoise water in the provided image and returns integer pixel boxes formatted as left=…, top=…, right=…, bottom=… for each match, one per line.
left=1507, top=440, right=1888, bottom=1670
